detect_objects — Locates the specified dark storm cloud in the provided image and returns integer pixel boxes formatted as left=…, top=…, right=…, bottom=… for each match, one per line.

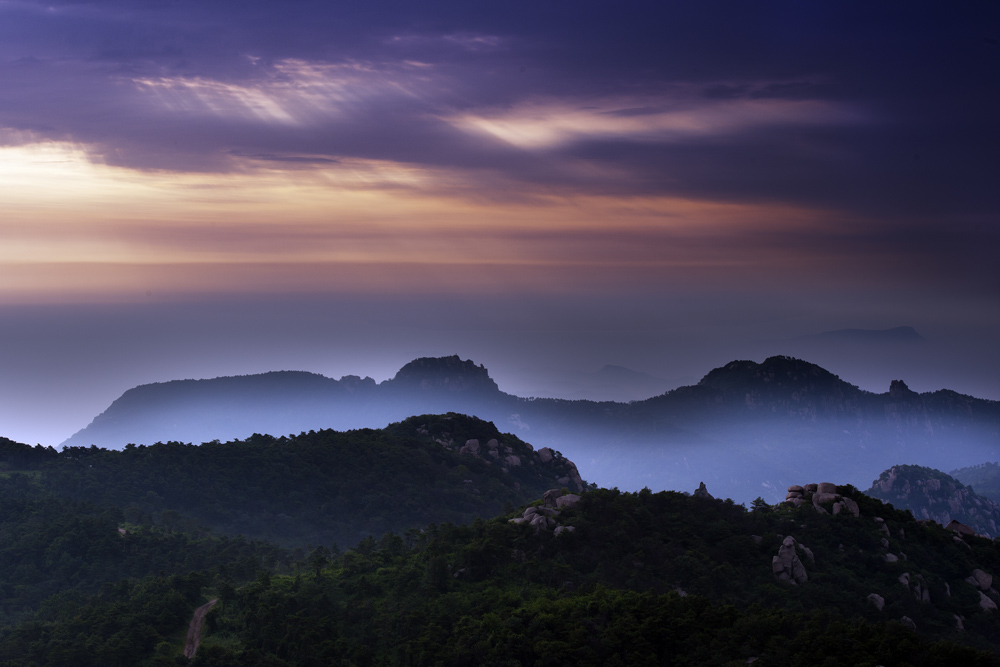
left=1, top=0, right=998, bottom=223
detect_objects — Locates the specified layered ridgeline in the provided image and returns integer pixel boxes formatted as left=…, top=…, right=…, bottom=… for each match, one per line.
left=3, top=414, right=584, bottom=548
left=62, top=355, right=1000, bottom=504
left=867, top=465, right=1000, bottom=538
left=4, top=485, right=1000, bottom=665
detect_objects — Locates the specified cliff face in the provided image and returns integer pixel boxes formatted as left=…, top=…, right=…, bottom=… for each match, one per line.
left=866, top=465, right=1000, bottom=537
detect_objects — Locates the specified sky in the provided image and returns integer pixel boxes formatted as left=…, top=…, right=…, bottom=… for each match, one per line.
left=0, top=1, right=998, bottom=446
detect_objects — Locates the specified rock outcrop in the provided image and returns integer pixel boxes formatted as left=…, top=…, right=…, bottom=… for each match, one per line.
left=772, top=536, right=809, bottom=585
left=509, top=489, right=582, bottom=533
left=450, top=433, right=585, bottom=493
left=783, top=482, right=859, bottom=517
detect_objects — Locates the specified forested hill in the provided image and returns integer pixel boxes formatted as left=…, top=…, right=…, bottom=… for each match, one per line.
left=3, top=414, right=585, bottom=548
left=5, top=484, right=1000, bottom=665
left=60, top=355, right=1000, bottom=504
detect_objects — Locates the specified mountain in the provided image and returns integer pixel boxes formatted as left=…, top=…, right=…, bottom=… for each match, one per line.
left=13, top=414, right=585, bottom=548
left=5, top=483, right=1000, bottom=664
left=62, top=355, right=1000, bottom=505
left=953, top=463, right=1000, bottom=505
left=795, top=325, right=926, bottom=344
left=866, top=465, right=1000, bottom=538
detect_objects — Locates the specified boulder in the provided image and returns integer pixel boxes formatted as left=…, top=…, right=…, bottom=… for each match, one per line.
left=885, top=553, right=899, bottom=563
left=833, top=497, right=860, bottom=517
left=459, top=439, right=481, bottom=455
left=817, top=482, right=838, bottom=494
left=787, top=485, right=804, bottom=493
left=955, top=614, right=965, bottom=631
left=505, top=454, right=522, bottom=467
left=542, top=489, right=563, bottom=508
left=799, top=545, right=815, bottom=565
left=772, top=536, right=808, bottom=585
left=972, top=569, right=993, bottom=591
left=555, top=494, right=581, bottom=510
left=486, top=438, right=499, bottom=450
left=803, top=483, right=818, bottom=493
left=813, top=492, right=839, bottom=506
left=980, top=592, right=997, bottom=611
left=867, top=593, right=885, bottom=611
left=565, top=461, right=585, bottom=492
left=553, top=525, right=575, bottom=536
left=693, top=482, right=714, bottom=499
left=900, top=616, right=916, bottom=631
left=537, top=447, right=554, bottom=463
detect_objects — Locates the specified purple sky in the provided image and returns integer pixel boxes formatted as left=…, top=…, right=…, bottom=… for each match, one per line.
left=0, top=1, right=998, bottom=445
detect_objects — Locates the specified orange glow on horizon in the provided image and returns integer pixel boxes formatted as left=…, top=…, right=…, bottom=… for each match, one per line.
left=0, top=139, right=863, bottom=303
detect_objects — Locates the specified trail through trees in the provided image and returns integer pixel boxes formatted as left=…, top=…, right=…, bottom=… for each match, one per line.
left=183, top=598, right=218, bottom=659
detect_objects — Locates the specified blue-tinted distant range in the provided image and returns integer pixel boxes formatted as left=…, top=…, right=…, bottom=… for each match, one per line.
left=61, top=355, right=1000, bottom=505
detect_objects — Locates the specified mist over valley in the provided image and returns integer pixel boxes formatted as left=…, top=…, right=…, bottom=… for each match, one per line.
left=61, top=353, right=1000, bottom=506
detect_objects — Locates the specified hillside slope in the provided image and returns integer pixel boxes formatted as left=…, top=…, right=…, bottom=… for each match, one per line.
left=10, top=414, right=585, bottom=548
left=5, top=484, right=1000, bottom=665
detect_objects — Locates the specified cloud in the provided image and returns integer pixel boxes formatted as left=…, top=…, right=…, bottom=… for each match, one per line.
left=0, top=0, right=995, bottom=299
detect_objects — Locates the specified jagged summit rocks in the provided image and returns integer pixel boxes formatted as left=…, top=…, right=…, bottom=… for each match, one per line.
left=784, top=482, right=859, bottom=517
left=693, top=482, right=713, bottom=499
left=889, top=379, right=919, bottom=400
left=407, top=413, right=587, bottom=494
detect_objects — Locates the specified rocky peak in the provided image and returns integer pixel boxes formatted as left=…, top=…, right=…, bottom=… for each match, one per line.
left=386, top=356, right=500, bottom=394
left=784, top=482, right=860, bottom=517
left=889, top=379, right=918, bottom=400
left=693, top=356, right=866, bottom=416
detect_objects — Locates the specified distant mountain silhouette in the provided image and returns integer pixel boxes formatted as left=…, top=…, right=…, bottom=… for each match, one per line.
left=61, top=355, right=1000, bottom=504
left=795, top=326, right=925, bottom=344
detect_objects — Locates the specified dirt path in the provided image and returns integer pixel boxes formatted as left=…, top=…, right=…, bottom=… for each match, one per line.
left=183, top=598, right=218, bottom=660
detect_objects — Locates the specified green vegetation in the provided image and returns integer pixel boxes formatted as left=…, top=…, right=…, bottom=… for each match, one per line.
left=1, top=484, right=999, bottom=665
left=1, top=415, right=999, bottom=664
left=3, top=414, right=580, bottom=548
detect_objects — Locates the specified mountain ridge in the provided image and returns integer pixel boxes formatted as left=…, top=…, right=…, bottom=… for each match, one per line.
left=60, top=355, right=1000, bottom=504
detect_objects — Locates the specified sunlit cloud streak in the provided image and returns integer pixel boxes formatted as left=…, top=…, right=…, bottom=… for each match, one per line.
left=0, top=1, right=994, bottom=303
